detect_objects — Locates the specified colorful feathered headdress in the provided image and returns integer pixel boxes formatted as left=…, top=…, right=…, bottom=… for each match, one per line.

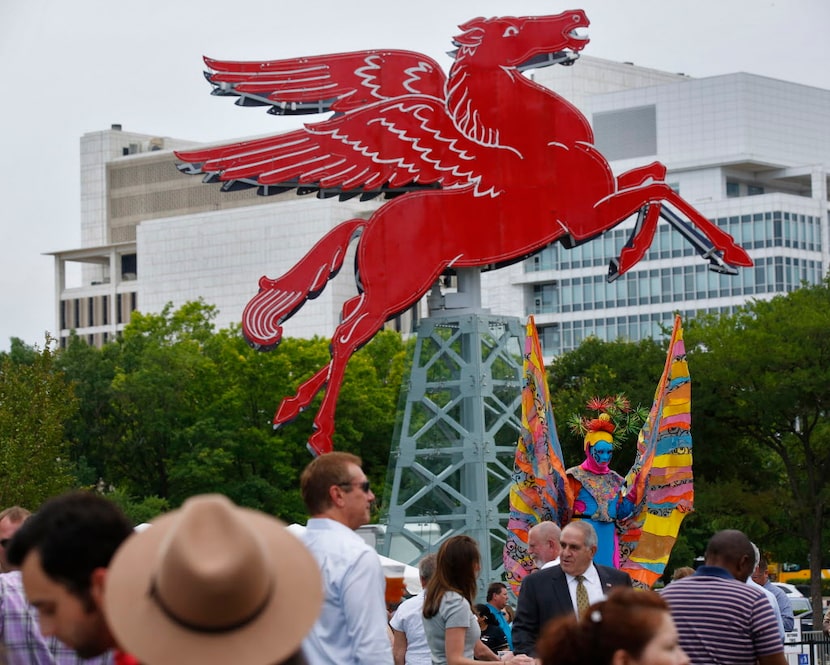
left=567, top=394, right=647, bottom=453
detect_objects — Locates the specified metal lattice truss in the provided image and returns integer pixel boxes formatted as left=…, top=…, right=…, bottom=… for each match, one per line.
left=381, top=313, right=525, bottom=592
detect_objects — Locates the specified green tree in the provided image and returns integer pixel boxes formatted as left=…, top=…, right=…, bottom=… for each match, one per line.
left=0, top=340, right=77, bottom=507
left=547, top=336, right=667, bottom=470
left=333, top=330, right=409, bottom=493
left=56, top=333, right=120, bottom=486
left=0, top=337, right=40, bottom=365
left=105, top=301, right=226, bottom=500
left=687, top=277, right=830, bottom=615
left=55, top=302, right=406, bottom=524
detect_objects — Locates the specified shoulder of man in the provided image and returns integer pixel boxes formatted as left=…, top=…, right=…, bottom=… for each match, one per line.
left=394, top=593, right=420, bottom=614
left=523, top=564, right=564, bottom=588
left=595, top=564, right=632, bottom=585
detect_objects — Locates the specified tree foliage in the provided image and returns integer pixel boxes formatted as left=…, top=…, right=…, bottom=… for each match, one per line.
left=53, top=301, right=408, bottom=523
left=0, top=340, right=77, bottom=507
left=686, top=277, right=830, bottom=614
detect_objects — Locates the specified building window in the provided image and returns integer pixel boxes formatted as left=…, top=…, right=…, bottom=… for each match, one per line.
left=531, top=283, right=559, bottom=314
left=726, top=181, right=740, bottom=198
left=121, top=253, right=137, bottom=280
left=747, top=185, right=765, bottom=196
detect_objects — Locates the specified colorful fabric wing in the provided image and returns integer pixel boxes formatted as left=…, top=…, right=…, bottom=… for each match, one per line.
left=619, top=315, right=693, bottom=588
left=503, top=316, right=572, bottom=595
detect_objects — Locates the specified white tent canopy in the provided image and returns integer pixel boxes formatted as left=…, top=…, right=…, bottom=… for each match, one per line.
left=286, top=523, right=422, bottom=594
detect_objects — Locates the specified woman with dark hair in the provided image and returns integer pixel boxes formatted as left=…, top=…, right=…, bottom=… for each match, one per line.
left=422, top=536, right=532, bottom=665
left=475, top=604, right=508, bottom=654
left=536, top=588, right=689, bottom=665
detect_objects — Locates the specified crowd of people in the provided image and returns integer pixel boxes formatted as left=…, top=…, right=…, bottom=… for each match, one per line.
left=0, top=451, right=827, bottom=665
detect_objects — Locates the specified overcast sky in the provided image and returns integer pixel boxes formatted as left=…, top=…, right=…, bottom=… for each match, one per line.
left=1, top=0, right=828, bottom=352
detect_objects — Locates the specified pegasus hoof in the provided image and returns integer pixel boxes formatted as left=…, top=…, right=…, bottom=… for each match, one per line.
left=308, top=430, right=334, bottom=457
left=275, top=399, right=304, bottom=426
left=722, top=245, right=753, bottom=267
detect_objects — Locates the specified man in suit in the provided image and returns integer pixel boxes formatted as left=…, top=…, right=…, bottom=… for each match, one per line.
left=511, top=520, right=632, bottom=656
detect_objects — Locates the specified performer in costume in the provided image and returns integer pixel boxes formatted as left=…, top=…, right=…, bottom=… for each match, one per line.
left=565, top=397, right=643, bottom=568
left=505, top=316, right=694, bottom=590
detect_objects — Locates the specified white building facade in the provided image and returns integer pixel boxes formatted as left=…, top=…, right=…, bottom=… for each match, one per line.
left=52, top=57, right=829, bottom=357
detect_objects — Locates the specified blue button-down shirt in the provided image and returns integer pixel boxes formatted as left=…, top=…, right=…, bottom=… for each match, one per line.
left=301, top=518, right=393, bottom=665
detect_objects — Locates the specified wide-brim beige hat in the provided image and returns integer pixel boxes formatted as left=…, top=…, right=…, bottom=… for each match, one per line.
left=104, top=494, right=322, bottom=665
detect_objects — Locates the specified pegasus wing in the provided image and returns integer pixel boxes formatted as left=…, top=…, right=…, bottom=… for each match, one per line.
left=618, top=316, right=694, bottom=589
left=175, top=97, right=490, bottom=198
left=504, top=316, right=572, bottom=595
left=203, top=50, right=447, bottom=116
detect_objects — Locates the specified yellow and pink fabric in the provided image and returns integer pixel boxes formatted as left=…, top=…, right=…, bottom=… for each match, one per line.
left=503, top=316, right=573, bottom=594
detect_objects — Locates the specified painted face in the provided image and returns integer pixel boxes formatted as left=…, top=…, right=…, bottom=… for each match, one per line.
left=591, top=440, right=613, bottom=466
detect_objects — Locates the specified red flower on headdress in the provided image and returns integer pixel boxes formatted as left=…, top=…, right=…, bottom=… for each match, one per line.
left=586, top=396, right=613, bottom=413
left=567, top=394, right=644, bottom=451
left=585, top=413, right=615, bottom=434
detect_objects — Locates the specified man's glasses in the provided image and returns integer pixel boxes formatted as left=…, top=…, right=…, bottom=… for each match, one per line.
left=338, top=480, right=371, bottom=493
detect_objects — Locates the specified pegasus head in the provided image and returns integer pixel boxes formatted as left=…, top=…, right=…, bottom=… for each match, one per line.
left=453, top=10, right=589, bottom=69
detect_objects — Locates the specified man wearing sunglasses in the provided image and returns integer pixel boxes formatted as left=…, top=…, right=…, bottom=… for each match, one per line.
left=299, top=451, right=392, bottom=665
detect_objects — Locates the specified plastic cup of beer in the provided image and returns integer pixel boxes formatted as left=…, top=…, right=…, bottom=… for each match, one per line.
left=383, top=563, right=407, bottom=605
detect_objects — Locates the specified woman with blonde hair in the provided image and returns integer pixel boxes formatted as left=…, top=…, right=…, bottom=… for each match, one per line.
left=536, top=587, right=689, bottom=665
left=422, top=536, right=532, bottom=665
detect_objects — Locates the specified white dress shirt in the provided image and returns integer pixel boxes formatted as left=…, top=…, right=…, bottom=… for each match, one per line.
left=565, top=564, right=605, bottom=617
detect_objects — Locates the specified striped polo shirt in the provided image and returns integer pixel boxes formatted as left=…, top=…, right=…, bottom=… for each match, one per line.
left=660, top=566, right=783, bottom=665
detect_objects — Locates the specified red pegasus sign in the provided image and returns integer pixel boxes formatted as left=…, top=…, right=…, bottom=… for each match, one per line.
left=175, top=10, right=752, bottom=456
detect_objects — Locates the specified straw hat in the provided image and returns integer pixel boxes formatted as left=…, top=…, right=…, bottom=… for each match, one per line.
left=104, top=494, right=322, bottom=665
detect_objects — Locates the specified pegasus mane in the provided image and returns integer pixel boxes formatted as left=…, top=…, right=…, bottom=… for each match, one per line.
left=447, top=18, right=504, bottom=147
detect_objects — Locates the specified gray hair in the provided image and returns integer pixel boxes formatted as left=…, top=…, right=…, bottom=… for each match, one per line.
left=529, top=520, right=561, bottom=542
left=418, top=553, right=437, bottom=583
left=563, top=520, right=598, bottom=549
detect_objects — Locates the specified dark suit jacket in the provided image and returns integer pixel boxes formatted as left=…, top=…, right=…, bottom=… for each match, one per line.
left=511, top=564, right=632, bottom=656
